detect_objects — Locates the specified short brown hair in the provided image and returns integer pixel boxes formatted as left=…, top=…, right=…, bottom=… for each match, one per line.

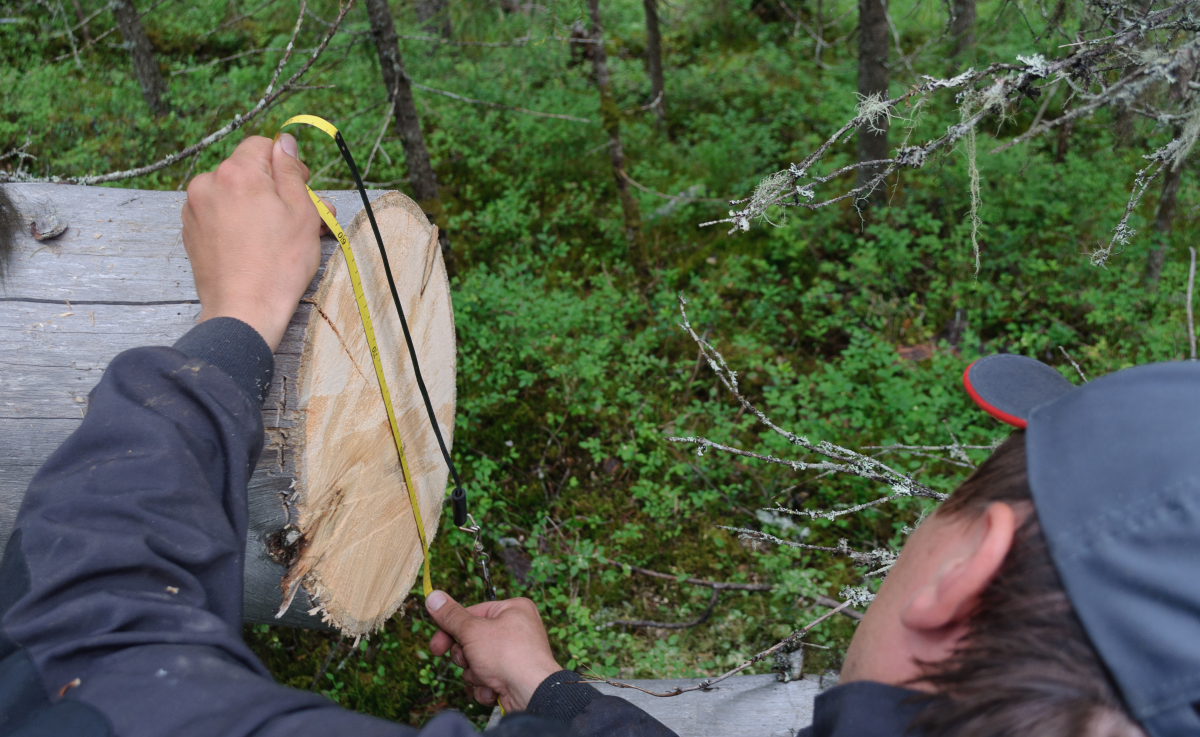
left=910, top=431, right=1145, bottom=737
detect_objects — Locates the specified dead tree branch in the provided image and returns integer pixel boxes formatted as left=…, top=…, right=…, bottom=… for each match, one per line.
left=579, top=601, right=852, bottom=697
left=5, top=0, right=352, bottom=185
left=598, top=557, right=864, bottom=626
left=669, top=296, right=946, bottom=503
left=1189, top=246, right=1198, bottom=359
left=621, top=171, right=727, bottom=203
left=1058, top=346, right=1089, bottom=382
left=700, top=0, right=1200, bottom=269
left=666, top=295, right=986, bottom=625
left=396, top=33, right=600, bottom=46
left=407, top=79, right=592, bottom=123
left=601, top=589, right=721, bottom=630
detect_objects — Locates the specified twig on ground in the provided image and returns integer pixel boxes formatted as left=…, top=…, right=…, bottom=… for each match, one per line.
left=601, top=558, right=770, bottom=591
left=718, top=526, right=894, bottom=569
left=669, top=296, right=946, bottom=503
left=621, top=171, right=727, bottom=203
left=5, top=0, right=353, bottom=185
left=51, top=0, right=174, bottom=62
left=171, top=41, right=363, bottom=75
left=46, top=0, right=105, bottom=39
left=203, top=0, right=282, bottom=37
left=623, top=90, right=664, bottom=115
left=397, top=33, right=599, bottom=46
left=601, top=589, right=721, bottom=630
left=176, top=150, right=201, bottom=191
left=666, top=294, right=962, bottom=624
left=1058, top=346, right=1088, bottom=382
left=408, top=79, right=591, bottom=123
left=1189, top=247, right=1197, bottom=360
left=310, top=635, right=344, bottom=690
left=361, top=86, right=397, bottom=181
left=863, top=429, right=994, bottom=469
left=578, top=601, right=852, bottom=697
left=0, top=140, right=35, bottom=168
left=598, top=557, right=863, bottom=621
left=48, top=0, right=82, bottom=69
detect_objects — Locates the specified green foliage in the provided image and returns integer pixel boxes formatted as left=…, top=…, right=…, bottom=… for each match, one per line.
left=7, top=0, right=1200, bottom=728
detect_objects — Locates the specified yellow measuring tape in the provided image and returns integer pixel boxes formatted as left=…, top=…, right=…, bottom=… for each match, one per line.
left=277, top=114, right=433, bottom=598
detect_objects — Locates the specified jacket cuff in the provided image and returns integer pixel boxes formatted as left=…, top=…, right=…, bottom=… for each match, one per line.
left=524, top=670, right=599, bottom=724
left=173, top=317, right=274, bottom=406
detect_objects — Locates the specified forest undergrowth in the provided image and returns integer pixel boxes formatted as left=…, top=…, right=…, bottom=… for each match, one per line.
left=4, top=0, right=1198, bottom=726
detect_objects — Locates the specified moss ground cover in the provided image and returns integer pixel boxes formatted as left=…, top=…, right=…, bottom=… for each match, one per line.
left=4, top=0, right=1197, bottom=726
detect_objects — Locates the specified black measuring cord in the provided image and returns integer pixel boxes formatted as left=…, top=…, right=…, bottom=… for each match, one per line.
left=331, top=131, right=495, bottom=601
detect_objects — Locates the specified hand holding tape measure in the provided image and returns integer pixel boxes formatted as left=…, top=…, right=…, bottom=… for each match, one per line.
left=275, top=115, right=496, bottom=603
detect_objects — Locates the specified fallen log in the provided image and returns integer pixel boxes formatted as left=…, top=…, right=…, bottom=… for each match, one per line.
left=487, top=673, right=839, bottom=736
left=0, top=183, right=455, bottom=636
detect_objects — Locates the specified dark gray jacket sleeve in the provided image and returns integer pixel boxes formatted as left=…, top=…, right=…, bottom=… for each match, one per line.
left=0, top=318, right=564, bottom=737
left=525, top=671, right=678, bottom=737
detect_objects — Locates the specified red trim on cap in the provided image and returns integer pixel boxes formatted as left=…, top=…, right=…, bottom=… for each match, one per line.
left=962, top=360, right=1028, bottom=429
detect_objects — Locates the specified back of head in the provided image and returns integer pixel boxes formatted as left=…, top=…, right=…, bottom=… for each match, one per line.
left=911, top=432, right=1146, bottom=737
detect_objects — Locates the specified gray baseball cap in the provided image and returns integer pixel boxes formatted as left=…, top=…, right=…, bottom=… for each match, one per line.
left=965, top=355, right=1200, bottom=736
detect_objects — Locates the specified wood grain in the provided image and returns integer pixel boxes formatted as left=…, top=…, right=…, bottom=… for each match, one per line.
left=283, top=192, right=453, bottom=636
left=1, top=183, right=449, bottom=632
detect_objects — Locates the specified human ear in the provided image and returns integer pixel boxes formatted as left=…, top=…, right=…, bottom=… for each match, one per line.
left=900, top=502, right=1018, bottom=632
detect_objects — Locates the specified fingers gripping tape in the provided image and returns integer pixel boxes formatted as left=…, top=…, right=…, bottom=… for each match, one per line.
left=277, top=115, right=433, bottom=598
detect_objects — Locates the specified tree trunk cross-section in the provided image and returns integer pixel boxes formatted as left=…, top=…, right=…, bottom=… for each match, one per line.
left=0, top=184, right=454, bottom=636
left=284, top=192, right=453, bottom=636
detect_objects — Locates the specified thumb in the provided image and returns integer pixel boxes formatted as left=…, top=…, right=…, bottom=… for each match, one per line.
left=426, top=590, right=474, bottom=640
left=271, top=133, right=315, bottom=211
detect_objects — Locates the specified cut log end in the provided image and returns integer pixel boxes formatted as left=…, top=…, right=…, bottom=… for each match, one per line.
left=0, top=185, right=447, bottom=632
left=285, top=192, right=455, bottom=637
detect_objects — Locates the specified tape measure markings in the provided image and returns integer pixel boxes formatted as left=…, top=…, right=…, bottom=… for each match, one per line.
left=280, top=115, right=433, bottom=599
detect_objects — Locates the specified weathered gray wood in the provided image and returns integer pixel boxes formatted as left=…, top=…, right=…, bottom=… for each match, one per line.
left=1, top=183, right=387, bottom=628
left=486, top=673, right=840, bottom=736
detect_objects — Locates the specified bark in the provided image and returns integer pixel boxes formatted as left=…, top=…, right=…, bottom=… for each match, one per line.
left=1056, top=114, right=1075, bottom=163
left=856, top=0, right=889, bottom=203
left=1144, top=61, right=1198, bottom=286
left=1113, top=105, right=1135, bottom=148
left=111, top=0, right=169, bottom=116
left=1, top=185, right=450, bottom=631
left=415, top=0, right=451, bottom=39
left=70, top=0, right=92, bottom=44
left=587, top=0, right=645, bottom=263
left=949, top=0, right=975, bottom=57
left=643, top=0, right=666, bottom=126
left=1143, top=60, right=1196, bottom=285
left=1112, top=62, right=1152, bottom=149
left=1145, top=157, right=1184, bottom=288
left=364, top=0, right=455, bottom=275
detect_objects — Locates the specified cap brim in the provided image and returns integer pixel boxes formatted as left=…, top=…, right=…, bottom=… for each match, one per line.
left=963, top=354, right=1076, bottom=428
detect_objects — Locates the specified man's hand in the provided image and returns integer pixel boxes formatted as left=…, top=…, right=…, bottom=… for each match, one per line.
left=426, top=591, right=562, bottom=712
left=182, top=134, right=330, bottom=351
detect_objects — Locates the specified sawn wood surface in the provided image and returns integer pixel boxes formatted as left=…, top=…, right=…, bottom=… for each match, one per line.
left=0, top=183, right=453, bottom=633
